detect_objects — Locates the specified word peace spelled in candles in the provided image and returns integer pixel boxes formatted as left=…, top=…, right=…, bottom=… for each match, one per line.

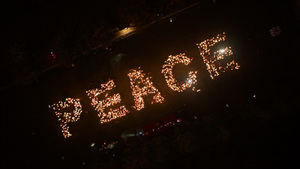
left=49, top=32, right=240, bottom=138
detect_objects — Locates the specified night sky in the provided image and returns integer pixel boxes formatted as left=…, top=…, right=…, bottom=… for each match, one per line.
left=1, top=0, right=299, bottom=169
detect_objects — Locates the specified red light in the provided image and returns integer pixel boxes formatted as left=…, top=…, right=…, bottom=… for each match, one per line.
left=51, top=52, right=56, bottom=59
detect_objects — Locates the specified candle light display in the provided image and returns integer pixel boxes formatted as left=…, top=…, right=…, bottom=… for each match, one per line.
left=50, top=98, right=83, bottom=138
left=128, top=67, right=164, bottom=111
left=196, top=32, right=240, bottom=79
left=49, top=32, right=241, bottom=138
left=162, top=53, right=198, bottom=92
left=86, top=79, right=129, bottom=124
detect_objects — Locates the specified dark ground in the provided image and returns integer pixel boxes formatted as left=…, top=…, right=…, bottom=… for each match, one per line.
left=1, top=0, right=299, bottom=168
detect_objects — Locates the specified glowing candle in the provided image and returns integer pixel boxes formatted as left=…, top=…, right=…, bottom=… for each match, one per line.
left=162, top=53, right=198, bottom=92
left=86, top=79, right=129, bottom=123
left=128, top=67, right=164, bottom=111
left=196, top=32, right=240, bottom=79
left=50, top=98, right=82, bottom=138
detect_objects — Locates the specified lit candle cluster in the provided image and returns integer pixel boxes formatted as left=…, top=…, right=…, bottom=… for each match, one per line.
left=196, top=32, right=240, bottom=79
left=49, top=32, right=241, bottom=138
left=162, top=53, right=198, bottom=92
left=50, top=98, right=83, bottom=138
left=128, top=67, right=164, bottom=111
left=86, top=79, right=129, bottom=124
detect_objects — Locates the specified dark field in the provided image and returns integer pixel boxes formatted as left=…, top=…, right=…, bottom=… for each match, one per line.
left=1, top=0, right=299, bottom=168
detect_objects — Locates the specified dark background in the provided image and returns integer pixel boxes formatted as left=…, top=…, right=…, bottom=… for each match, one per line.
left=1, top=0, right=299, bottom=168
